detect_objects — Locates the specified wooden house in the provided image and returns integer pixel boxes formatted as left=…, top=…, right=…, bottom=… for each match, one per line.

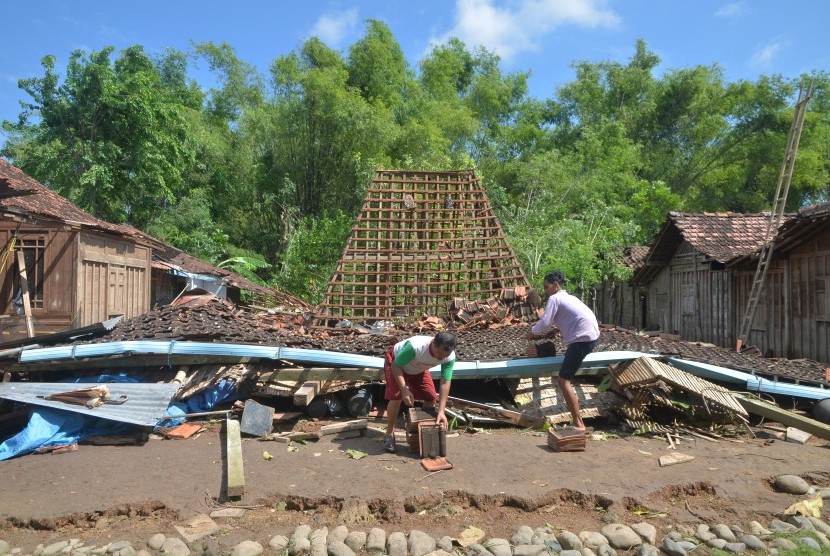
left=730, top=202, right=830, bottom=362
left=629, top=212, right=772, bottom=347
left=594, top=246, right=649, bottom=329
left=1, top=158, right=154, bottom=339
left=1, top=158, right=308, bottom=342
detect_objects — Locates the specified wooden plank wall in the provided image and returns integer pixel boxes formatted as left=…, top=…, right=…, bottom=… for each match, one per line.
left=78, top=232, right=151, bottom=327
left=790, top=247, right=830, bottom=363
left=0, top=224, right=78, bottom=337
left=646, top=267, right=672, bottom=332
left=594, top=280, right=643, bottom=330
left=670, top=254, right=730, bottom=347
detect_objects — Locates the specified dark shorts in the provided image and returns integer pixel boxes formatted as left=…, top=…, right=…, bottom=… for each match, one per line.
left=383, top=348, right=438, bottom=403
left=558, top=340, right=598, bottom=381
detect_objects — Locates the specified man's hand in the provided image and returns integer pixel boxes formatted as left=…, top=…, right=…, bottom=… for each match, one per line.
left=435, top=410, right=448, bottom=429
left=525, top=330, right=536, bottom=340
left=401, top=386, right=415, bottom=407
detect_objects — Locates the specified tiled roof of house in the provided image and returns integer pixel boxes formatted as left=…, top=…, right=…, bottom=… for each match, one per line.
left=631, top=211, right=786, bottom=285
left=748, top=200, right=830, bottom=259
left=0, top=158, right=147, bottom=241
left=152, top=243, right=310, bottom=309
left=668, top=212, right=774, bottom=261
left=623, top=246, right=650, bottom=270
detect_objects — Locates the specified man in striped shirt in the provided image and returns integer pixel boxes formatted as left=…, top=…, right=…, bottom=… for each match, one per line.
left=382, top=332, right=457, bottom=453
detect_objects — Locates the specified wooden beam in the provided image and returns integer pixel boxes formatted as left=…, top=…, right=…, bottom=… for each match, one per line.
left=658, top=453, right=695, bottom=467
left=447, top=396, right=545, bottom=428
left=15, top=250, right=34, bottom=338
left=319, top=419, right=368, bottom=436
left=293, top=381, right=320, bottom=406
left=736, top=394, right=830, bottom=440
left=262, top=367, right=382, bottom=382
left=224, top=415, right=245, bottom=497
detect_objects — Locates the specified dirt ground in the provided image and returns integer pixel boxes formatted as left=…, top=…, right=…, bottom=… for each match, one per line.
left=1, top=414, right=829, bottom=554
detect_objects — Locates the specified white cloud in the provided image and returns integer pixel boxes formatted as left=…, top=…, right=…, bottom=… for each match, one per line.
left=750, top=41, right=782, bottom=68
left=714, top=2, right=748, bottom=18
left=310, top=8, right=359, bottom=47
left=430, top=0, right=619, bottom=61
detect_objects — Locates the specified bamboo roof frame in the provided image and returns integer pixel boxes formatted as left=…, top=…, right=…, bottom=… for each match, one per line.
left=317, top=169, right=530, bottom=323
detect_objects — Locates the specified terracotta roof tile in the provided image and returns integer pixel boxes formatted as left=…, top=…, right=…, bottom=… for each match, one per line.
left=623, top=246, right=649, bottom=270
left=0, top=158, right=144, bottom=240
left=668, top=211, right=777, bottom=262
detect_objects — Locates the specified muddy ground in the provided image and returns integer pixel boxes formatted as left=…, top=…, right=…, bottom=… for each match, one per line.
left=1, top=415, right=829, bottom=553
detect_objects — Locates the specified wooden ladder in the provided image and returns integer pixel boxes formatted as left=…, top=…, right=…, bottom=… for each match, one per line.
left=736, top=79, right=813, bottom=352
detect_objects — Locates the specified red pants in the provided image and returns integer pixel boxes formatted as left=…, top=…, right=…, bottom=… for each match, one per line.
left=383, top=348, right=438, bottom=403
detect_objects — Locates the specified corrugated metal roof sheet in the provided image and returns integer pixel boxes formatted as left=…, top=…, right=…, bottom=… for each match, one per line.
left=0, top=382, right=180, bottom=427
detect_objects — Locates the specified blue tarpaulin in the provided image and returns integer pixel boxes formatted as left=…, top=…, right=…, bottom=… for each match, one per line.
left=0, top=375, right=239, bottom=460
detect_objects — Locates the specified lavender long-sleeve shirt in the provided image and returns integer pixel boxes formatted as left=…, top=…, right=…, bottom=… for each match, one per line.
left=531, top=289, right=599, bottom=346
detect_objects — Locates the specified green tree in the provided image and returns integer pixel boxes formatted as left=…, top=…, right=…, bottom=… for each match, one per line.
left=2, top=46, right=196, bottom=228
left=276, top=212, right=354, bottom=303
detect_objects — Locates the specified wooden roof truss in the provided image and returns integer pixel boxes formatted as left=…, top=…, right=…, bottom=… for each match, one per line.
left=317, top=169, right=529, bottom=322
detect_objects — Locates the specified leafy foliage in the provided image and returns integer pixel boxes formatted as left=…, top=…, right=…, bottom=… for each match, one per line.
left=2, top=33, right=828, bottom=306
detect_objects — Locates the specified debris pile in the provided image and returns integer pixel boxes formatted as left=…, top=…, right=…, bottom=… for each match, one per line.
left=608, top=356, right=749, bottom=434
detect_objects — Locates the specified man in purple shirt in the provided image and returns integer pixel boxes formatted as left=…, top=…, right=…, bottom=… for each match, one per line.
left=525, top=271, right=599, bottom=433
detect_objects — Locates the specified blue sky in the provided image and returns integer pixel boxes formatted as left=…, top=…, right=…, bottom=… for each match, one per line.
left=1, top=0, right=828, bottom=129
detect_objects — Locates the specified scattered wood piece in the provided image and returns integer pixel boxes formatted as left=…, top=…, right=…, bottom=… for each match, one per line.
left=260, top=367, right=381, bottom=382
left=162, top=409, right=236, bottom=420
left=666, top=433, right=676, bottom=449
left=677, top=427, right=719, bottom=443
left=447, top=396, right=544, bottom=428
left=320, top=419, right=367, bottom=436
left=272, top=411, right=303, bottom=422
left=736, top=394, right=830, bottom=440
left=34, top=443, right=78, bottom=454
left=786, top=427, right=812, bottom=444
left=224, top=416, right=245, bottom=497
left=658, top=452, right=695, bottom=467
left=81, top=433, right=149, bottom=445
left=267, top=431, right=319, bottom=443
left=293, top=381, right=320, bottom=406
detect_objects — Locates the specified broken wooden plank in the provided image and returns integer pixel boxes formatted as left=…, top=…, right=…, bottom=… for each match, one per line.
left=224, top=416, right=245, bottom=497
left=447, top=396, right=545, bottom=428
left=267, top=431, right=319, bottom=443
left=272, top=411, right=303, bottom=422
left=15, top=250, right=34, bottom=338
left=786, top=427, right=812, bottom=444
left=658, top=452, right=695, bottom=467
left=319, top=419, right=367, bottom=436
left=261, top=367, right=382, bottom=382
left=293, top=381, right=320, bottom=406
left=735, top=394, right=830, bottom=440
